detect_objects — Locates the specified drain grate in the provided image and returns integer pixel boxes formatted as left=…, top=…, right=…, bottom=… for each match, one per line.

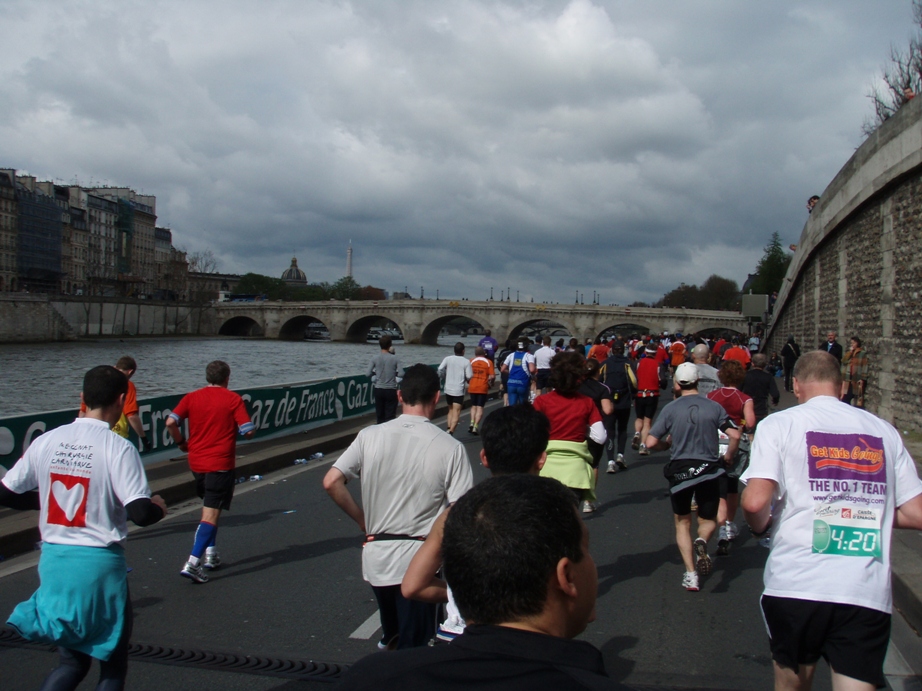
left=0, top=626, right=346, bottom=683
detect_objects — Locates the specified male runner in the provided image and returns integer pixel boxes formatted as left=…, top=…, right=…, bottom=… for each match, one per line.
left=477, top=329, right=498, bottom=362
left=646, top=363, right=740, bottom=591
left=501, top=340, right=536, bottom=406
left=402, top=404, right=550, bottom=642
left=438, top=342, right=473, bottom=435
left=368, top=334, right=402, bottom=424
left=691, top=344, right=720, bottom=396
left=1, top=365, right=166, bottom=689
left=533, top=336, right=556, bottom=393
left=467, top=346, right=495, bottom=434
left=79, top=355, right=152, bottom=451
left=166, top=360, right=255, bottom=583
left=324, top=364, right=472, bottom=649
left=742, top=351, right=922, bottom=690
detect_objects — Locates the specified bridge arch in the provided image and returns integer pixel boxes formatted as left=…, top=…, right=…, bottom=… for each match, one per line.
left=278, top=314, right=331, bottom=341
left=218, top=315, right=265, bottom=337
left=419, top=313, right=493, bottom=346
left=508, top=317, right=578, bottom=343
left=345, top=314, right=406, bottom=343
left=595, top=322, right=656, bottom=340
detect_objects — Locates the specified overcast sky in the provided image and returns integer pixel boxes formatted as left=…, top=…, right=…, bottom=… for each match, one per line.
left=0, top=1, right=914, bottom=304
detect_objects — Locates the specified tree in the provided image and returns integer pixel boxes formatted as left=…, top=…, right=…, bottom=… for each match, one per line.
left=863, top=0, right=922, bottom=136
left=186, top=249, right=218, bottom=274
left=749, top=232, right=791, bottom=296
left=330, top=276, right=360, bottom=300
left=235, top=272, right=289, bottom=300
left=655, top=274, right=740, bottom=310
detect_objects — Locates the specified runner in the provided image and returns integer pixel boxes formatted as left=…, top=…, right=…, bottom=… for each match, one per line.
left=477, top=329, right=498, bottom=362
left=707, top=360, right=755, bottom=555
left=632, top=343, right=661, bottom=456
left=78, top=355, right=152, bottom=451
left=534, top=336, right=556, bottom=393
left=501, top=340, right=536, bottom=406
left=578, top=358, right=614, bottom=505
left=438, top=342, right=473, bottom=436
left=722, top=337, right=752, bottom=369
left=601, top=338, right=635, bottom=472
left=645, top=363, right=740, bottom=591
left=535, top=352, right=606, bottom=514
left=1, top=365, right=167, bottom=689
left=494, top=339, right=515, bottom=406
left=467, top=346, right=495, bottom=435
left=323, top=364, right=472, bottom=650
left=669, top=337, right=687, bottom=373
left=165, top=360, right=255, bottom=583
left=368, top=334, right=402, bottom=424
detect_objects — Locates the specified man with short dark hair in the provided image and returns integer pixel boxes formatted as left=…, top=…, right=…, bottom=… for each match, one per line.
left=646, top=362, right=740, bottom=591
left=742, top=350, right=922, bottom=690
left=324, top=364, right=473, bottom=650
left=78, top=355, right=152, bottom=451
left=166, top=360, right=255, bottom=583
left=534, top=336, right=556, bottom=393
left=342, top=474, right=630, bottom=690
left=438, top=342, right=473, bottom=435
left=368, top=334, right=402, bottom=424
left=1, top=366, right=166, bottom=689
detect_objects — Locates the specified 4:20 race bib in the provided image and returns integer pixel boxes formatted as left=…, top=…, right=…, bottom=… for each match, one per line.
left=806, top=431, right=886, bottom=558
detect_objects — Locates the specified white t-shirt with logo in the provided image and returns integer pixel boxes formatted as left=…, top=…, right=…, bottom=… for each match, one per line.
left=742, top=396, right=922, bottom=613
left=333, top=414, right=473, bottom=587
left=2, top=418, right=152, bottom=548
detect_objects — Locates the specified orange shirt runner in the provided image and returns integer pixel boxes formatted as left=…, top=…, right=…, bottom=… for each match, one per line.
left=468, top=356, right=495, bottom=395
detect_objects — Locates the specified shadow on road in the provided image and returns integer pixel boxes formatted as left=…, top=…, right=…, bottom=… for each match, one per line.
left=600, top=634, right=639, bottom=683
left=596, top=544, right=679, bottom=597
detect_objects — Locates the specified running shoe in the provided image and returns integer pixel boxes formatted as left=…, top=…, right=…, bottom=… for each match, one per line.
left=725, top=521, right=739, bottom=540
left=616, top=453, right=627, bottom=470
left=694, top=538, right=712, bottom=576
left=468, top=424, right=474, bottom=434
left=470, top=426, right=478, bottom=436
left=203, top=552, right=221, bottom=570
left=377, top=635, right=398, bottom=651
left=638, top=444, right=650, bottom=456
left=631, top=433, right=641, bottom=450
left=682, top=571, right=700, bottom=591
left=581, top=500, right=596, bottom=514
left=716, top=527, right=730, bottom=556
left=180, top=561, right=209, bottom=584
left=607, top=460, right=617, bottom=474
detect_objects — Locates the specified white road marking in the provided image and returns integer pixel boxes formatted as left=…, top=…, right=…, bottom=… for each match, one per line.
left=349, top=610, right=381, bottom=640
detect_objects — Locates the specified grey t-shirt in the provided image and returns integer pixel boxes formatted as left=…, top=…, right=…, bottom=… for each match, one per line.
left=695, top=363, right=720, bottom=397
left=368, top=351, right=401, bottom=389
left=648, top=394, right=732, bottom=462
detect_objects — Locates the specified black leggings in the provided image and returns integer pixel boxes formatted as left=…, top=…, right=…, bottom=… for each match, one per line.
left=605, top=408, right=632, bottom=460
left=40, top=598, right=132, bottom=691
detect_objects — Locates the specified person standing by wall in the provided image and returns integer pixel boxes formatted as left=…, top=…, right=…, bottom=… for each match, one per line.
left=368, top=334, right=402, bottom=424
left=780, top=335, right=801, bottom=393
left=841, top=336, right=869, bottom=408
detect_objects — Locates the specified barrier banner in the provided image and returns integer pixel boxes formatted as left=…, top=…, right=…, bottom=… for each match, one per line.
left=0, top=372, right=379, bottom=469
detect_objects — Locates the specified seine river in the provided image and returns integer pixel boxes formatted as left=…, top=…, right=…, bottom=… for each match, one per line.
left=0, top=335, right=483, bottom=417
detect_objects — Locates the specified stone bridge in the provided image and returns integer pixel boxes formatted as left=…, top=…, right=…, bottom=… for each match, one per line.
left=765, top=94, right=922, bottom=430
left=205, top=300, right=748, bottom=345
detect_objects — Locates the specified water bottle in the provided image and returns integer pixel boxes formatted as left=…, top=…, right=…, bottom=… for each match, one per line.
left=249, top=475, right=263, bottom=482
left=310, top=452, right=324, bottom=460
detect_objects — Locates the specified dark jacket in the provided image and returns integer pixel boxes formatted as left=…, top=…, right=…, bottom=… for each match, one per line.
left=819, top=340, right=843, bottom=362
left=742, top=368, right=780, bottom=420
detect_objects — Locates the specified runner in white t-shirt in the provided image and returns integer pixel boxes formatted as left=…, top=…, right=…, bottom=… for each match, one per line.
left=533, top=336, right=557, bottom=393
left=0, top=365, right=166, bottom=689
left=741, top=351, right=922, bottom=690
left=324, top=364, right=473, bottom=650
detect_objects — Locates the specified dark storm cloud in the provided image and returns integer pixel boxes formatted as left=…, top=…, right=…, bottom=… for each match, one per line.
left=0, top=0, right=913, bottom=303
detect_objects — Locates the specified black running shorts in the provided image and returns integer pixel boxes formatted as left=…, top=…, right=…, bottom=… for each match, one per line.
left=760, top=595, right=890, bottom=687
left=670, top=478, right=720, bottom=519
left=444, top=394, right=464, bottom=406
left=469, top=393, right=488, bottom=407
left=536, top=369, right=551, bottom=390
left=718, top=474, right=739, bottom=497
left=634, top=396, right=658, bottom=420
left=194, top=471, right=235, bottom=510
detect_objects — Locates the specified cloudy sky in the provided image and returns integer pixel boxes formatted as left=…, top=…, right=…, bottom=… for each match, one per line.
left=0, top=1, right=913, bottom=304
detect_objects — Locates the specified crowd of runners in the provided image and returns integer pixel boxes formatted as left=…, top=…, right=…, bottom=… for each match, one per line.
left=0, top=324, right=911, bottom=690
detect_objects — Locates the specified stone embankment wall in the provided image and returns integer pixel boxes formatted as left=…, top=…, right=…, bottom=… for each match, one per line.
left=766, top=95, right=922, bottom=430
left=0, top=295, right=214, bottom=342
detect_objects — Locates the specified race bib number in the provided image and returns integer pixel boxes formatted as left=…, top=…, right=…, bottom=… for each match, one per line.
left=807, top=431, right=886, bottom=558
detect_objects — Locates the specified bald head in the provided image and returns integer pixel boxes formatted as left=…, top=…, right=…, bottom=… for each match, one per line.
left=691, top=344, right=710, bottom=363
left=792, top=351, right=842, bottom=402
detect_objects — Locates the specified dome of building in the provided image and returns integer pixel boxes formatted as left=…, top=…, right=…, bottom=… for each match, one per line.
left=281, top=256, right=307, bottom=285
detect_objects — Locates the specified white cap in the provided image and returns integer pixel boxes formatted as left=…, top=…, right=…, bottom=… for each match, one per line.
left=674, top=362, right=699, bottom=386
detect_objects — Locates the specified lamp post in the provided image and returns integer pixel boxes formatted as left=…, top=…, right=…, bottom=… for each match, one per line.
left=490, top=287, right=494, bottom=301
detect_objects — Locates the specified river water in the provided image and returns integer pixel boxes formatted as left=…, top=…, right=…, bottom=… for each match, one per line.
left=0, top=335, right=484, bottom=417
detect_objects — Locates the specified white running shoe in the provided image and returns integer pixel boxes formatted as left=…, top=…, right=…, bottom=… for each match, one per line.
left=607, top=460, right=617, bottom=474
left=203, top=551, right=221, bottom=570
left=616, top=453, right=627, bottom=470
left=581, top=500, right=596, bottom=514
left=682, top=571, right=700, bottom=591
left=725, top=521, right=739, bottom=540
left=180, top=561, right=209, bottom=584
left=638, top=444, right=650, bottom=456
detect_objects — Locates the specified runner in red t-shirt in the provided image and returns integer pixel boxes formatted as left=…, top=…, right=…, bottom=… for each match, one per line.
left=632, top=343, right=662, bottom=455
left=166, top=360, right=255, bottom=583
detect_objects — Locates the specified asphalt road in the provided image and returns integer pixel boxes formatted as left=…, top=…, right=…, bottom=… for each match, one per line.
left=1, top=399, right=920, bottom=690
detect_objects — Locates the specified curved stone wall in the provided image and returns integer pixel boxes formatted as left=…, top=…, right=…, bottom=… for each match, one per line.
left=766, top=96, right=922, bottom=429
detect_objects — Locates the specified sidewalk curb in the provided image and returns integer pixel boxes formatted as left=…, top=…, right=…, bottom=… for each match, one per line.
left=0, top=394, right=486, bottom=561
left=892, top=530, right=922, bottom=634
